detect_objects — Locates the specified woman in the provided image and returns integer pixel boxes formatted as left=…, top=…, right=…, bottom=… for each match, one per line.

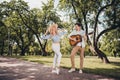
left=42, top=23, right=67, bottom=75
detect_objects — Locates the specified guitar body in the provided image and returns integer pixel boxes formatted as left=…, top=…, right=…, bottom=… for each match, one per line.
left=69, top=34, right=82, bottom=46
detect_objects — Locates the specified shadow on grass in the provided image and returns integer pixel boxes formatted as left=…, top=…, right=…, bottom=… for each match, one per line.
left=85, top=68, right=120, bottom=79
left=110, top=61, right=120, bottom=67
left=30, top=60, right=52, bottom=65
left=62, top=66, right=120, bottom=80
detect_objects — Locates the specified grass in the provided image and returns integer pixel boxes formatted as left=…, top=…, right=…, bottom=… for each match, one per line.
left=13, top=55, right=120, bottom=79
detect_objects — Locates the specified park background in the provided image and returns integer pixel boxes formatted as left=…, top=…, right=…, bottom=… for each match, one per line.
left=0, top=0, right=120, bottom=79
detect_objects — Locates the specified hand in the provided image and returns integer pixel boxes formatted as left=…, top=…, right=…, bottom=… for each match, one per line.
left=45, top=29, right=49, bottom=35
left=69, top=37, right=76, bottom=41
left=73, top=38, right=76, bottom=41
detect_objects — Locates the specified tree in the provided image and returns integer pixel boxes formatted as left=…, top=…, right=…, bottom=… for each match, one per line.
left=0, top=0, right=35, bottom=56
left=94, top=0, right=120, bottom=63
left=0, top=0, right=62, bottom=56
left=59, top=0, right=120, bottom=63
left=100, top=28, right=120, bottom=56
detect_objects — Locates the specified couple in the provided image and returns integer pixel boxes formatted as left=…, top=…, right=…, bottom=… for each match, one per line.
left=42, top=23, right=87, bottom=75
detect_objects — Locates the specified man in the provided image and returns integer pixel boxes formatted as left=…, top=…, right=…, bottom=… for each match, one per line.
left=68, top=23, right=87, bottom=73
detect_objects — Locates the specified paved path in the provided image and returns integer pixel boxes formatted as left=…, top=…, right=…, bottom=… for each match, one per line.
left=0, top=56, right=116, bottom=80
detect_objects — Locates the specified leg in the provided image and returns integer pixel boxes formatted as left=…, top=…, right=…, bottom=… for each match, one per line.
left=56, top=52, right=62, bottom=68
left=52, top=53, right=58, bottom=73
left=79, top=47, right=85, bottom=70
left=52, top=44, right=61, bottom=74
left=52, top=44, right=62, bottom=68
left=52, top=44, right=58, bottom=69
left=70, top=46, right=80, bottom=68
left=55, top=50, right=62, bottom=75
left=53, top=53, right=57, bottom=68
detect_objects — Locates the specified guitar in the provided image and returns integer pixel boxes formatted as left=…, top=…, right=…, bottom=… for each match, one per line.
left=69, top=34, right=82, bottom=46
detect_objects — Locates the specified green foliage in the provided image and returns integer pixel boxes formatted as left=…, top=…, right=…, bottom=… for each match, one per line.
left=60, top=35, right=71, bottom=55
left=0, top=0, right=62, bottom=56
left=100, top=28, right=120, bottom=56
left=0, top=0, right=120, bottom=57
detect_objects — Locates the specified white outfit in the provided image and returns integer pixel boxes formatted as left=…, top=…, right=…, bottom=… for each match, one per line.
left=68, top=30, right=85, bottom=48
left=52, top=43, right=62, bottom=68
left=42, top=31, right=67, bottom=68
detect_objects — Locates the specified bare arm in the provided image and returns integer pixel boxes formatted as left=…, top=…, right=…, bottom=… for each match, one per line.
left=69, top=37, right=75, bottom=41
left=83, top=34, right=87, bottom=42
left=45, top=25, right=51, bottom=35
left=45, top=29, right=49, bottom=35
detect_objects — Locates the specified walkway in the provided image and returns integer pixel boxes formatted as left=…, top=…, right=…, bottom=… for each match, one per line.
left=0, top=57, right=116, bottom=80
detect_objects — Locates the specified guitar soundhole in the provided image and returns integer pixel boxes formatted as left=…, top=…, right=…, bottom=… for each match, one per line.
left=76, top=37, right=78, bottom=40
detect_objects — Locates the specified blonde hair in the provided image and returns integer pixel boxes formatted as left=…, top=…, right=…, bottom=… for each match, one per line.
left=48, top=23, right=58, bottom=35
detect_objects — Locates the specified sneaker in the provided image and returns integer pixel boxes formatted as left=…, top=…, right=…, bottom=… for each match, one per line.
left=79, top=69, right=83, bottom=73
left=52, top=69, right=56, bottom=73
left=68, top=68, right=75, bottom=73
left=56, top=68, right=60, bottom=75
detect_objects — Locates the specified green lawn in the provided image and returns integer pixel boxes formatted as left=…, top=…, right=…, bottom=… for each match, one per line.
left=14, top=56, right=120, bottom=79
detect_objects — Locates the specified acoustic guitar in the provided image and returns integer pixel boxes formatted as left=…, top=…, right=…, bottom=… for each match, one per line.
left=69, top=34, right=82, bottom=46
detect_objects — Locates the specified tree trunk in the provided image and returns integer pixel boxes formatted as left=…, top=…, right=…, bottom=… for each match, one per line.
left=17, top=10, right=48, bottom=56
left=93, top=0, right=115, bottom=63
left=94, top=41, right=110, bottom=63
left=1, top=40, right=4, bottom=56
left=35, top=34, right=48, bottom=56
left=8, top=44, right=12, bottom=56
left=20, top=52, right=25, bottom=56
left=20, top=49, right=25, bottom=56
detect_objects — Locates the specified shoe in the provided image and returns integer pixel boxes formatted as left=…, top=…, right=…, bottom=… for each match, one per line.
left=68, top=68, right=75, bottom=73
left=52, top=69, right=56, bottom=73
left=56, top=68, right=60, bottom=75
left=79, top=69, right=83, bottom=73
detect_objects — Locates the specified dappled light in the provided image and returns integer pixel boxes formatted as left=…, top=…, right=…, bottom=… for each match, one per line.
left=0, top=57, right=117, bottom=80
left=0, top=0, right=120, bottom=80
left=0, top=63, right=24, bottom=67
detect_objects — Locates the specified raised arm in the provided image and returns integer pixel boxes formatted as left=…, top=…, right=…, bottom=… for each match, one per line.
left=45, top=26, right=50, bottom=35
left=42, top=25, right=52, bottom=39
left=59, top=29, right=67, bottom=36
left=42, top=34, right=51, bottom=40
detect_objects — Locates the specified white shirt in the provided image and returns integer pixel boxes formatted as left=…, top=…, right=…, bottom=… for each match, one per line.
left=68, top=30, right=85, bottom=48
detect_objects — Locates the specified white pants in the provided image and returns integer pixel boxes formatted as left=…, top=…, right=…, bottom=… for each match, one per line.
left=52, top=43, right=62, bottom=68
